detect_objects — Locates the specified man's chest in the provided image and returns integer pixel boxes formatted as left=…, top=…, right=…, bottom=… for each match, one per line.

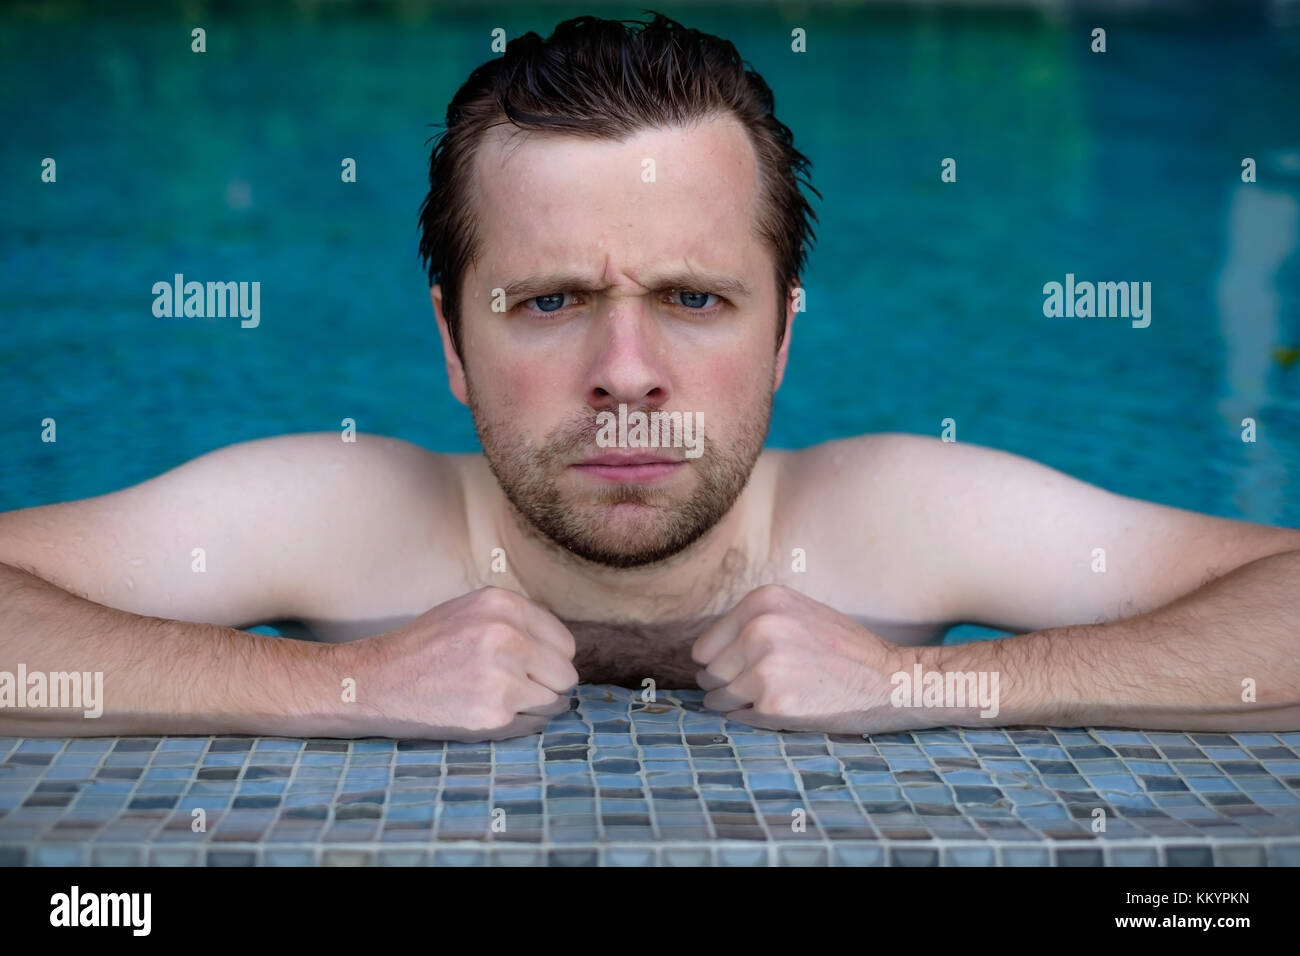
left=561, top=615, right=718, bottom=689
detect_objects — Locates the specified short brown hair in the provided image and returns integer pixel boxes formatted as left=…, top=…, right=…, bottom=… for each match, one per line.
left=417, top=11, right=819, bottom=358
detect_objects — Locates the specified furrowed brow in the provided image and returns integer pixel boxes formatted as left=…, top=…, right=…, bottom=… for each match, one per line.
left=498, top=274, right=606, bottom=301
left=640, top=272, right=752, bottom=299
left=499, top=271, right=751, bottom=301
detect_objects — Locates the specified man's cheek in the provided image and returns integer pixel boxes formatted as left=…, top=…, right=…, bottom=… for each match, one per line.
left=698, top=361, right=770, bottom=414
left=491, top=363, right=551, bottom=415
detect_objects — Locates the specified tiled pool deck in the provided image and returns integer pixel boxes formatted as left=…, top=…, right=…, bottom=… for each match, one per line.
left=2, top=686, right=1299, bottom=866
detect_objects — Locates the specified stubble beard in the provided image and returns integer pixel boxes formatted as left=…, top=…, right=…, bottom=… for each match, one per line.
left=465, top=375, right=772, bottom=569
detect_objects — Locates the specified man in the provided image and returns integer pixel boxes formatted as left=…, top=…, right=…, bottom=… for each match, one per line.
left=3, top=13, right=1298, bottom=741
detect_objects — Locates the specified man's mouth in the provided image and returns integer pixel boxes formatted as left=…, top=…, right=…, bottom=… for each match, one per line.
left=570, top=452, right=685, bottom=484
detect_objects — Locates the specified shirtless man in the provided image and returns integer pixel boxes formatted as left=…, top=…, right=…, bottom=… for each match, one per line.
left=3, top=14, right=1299, bottom=741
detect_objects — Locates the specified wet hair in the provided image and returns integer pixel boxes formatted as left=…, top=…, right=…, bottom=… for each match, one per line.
left=417, top=10, right=819, bottom=358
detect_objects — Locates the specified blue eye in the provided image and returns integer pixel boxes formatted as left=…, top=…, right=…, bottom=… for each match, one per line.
left=675, top=290, right=719, bottom=310
left=529, top=293, right=567, bottom=313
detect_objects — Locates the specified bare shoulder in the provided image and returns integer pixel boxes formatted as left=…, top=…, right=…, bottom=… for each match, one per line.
left=0, top=431, right=471, bottom=630
left=195, top=429, right=448, bottom=478
left=776, top=432, right=954, bottom=506
left=253, top=431, right=458, bottom=494
left=773, top=432, right=954, bottom=546
left=777, top=431, right=1079, bottom=509
left=240, top=431, right=474, bottom=623
left=774, top=430, right=1139, bottom=554
left=162, top=430, right=466, bottom=526
left=218, top=430, right=471, bottom=586
left=775, top=432, right=1300, bottom=633
left=770, top=432, right=1039, bottom=623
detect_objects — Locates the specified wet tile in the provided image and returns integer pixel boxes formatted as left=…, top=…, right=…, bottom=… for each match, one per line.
left=1, top=694, right=1294, bottom=865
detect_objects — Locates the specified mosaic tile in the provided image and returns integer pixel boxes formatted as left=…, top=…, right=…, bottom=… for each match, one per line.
left=2, top=689, right=1299, bottom=865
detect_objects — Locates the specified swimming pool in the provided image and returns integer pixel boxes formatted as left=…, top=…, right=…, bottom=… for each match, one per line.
left=3, top=4, right=1297, bottom=521
left=2, top=1, right=1299, bottom=867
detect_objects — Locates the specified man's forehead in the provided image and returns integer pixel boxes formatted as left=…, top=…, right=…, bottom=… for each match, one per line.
left=467, top=116, right=765, bottom=283
left=474, top=112, right=756, bottom=177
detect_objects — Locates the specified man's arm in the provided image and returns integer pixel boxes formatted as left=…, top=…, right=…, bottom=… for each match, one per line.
left=0, top=432, right=459, bottom=735
left=917, top=547, right=1300, bottom=731
left=0, top=560, right=347, bottom=736
left=799, top=433, right=1300, bottom=634
left=779, top=433, right=1300, bottom=731
left=0, top=563, right=576, bottom=740
left=0, top=432, right=453, bottom=628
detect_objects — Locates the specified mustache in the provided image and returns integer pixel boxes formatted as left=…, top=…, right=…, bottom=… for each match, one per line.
left=540, top=405, right=663, bottom=461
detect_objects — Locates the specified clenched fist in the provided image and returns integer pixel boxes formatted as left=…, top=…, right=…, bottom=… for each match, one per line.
left=327, top=586, right=578, bottom=741
left=692, top=584, right=922, bottom=734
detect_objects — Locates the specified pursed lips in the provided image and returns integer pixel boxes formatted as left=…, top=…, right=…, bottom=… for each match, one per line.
left=570, top=452, right=685, bottom=483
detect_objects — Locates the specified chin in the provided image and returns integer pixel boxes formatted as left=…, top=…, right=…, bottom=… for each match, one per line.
left=557, top=507, right=691, bottom=566
left=589, top=501, right=672, bottom=537
left=569, top=541, right=689, bottom=569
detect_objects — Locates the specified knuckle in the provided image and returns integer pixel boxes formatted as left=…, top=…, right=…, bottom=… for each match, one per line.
left=464, top=698, right=513, bottom=732
left=748, top=583, right=792, bottom=608
left=475, top=621, right=520, bottom=653
left=473, top=585, right=520, bottom=615
left=757, top=689, right=794, bottom=715
left=740, top=618, right=782, bottom=655
left=751, top=655, right=788, bottom=685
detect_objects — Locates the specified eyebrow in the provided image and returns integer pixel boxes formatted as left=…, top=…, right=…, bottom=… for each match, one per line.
left=498, top=271, right=752, bottom=302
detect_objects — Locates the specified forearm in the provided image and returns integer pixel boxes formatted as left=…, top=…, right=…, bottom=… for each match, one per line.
left=917, top=549, right=1300, bottom=731
left=0, top=561, right=346, bottom=736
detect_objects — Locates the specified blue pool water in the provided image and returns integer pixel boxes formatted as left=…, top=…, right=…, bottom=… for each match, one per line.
left=2, top=4, right=1298, bottom=565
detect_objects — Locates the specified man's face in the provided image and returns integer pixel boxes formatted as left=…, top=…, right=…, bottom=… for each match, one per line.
left=435, top=114, right=792, bottom=568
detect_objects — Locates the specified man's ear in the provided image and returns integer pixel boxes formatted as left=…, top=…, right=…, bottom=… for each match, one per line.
left=773, top=281, right=798, bottom=391
left=431, top=283, right=469, bottom=407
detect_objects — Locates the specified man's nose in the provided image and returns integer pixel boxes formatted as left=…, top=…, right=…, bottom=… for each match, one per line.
left=583, top=306, right=670, bottom=411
